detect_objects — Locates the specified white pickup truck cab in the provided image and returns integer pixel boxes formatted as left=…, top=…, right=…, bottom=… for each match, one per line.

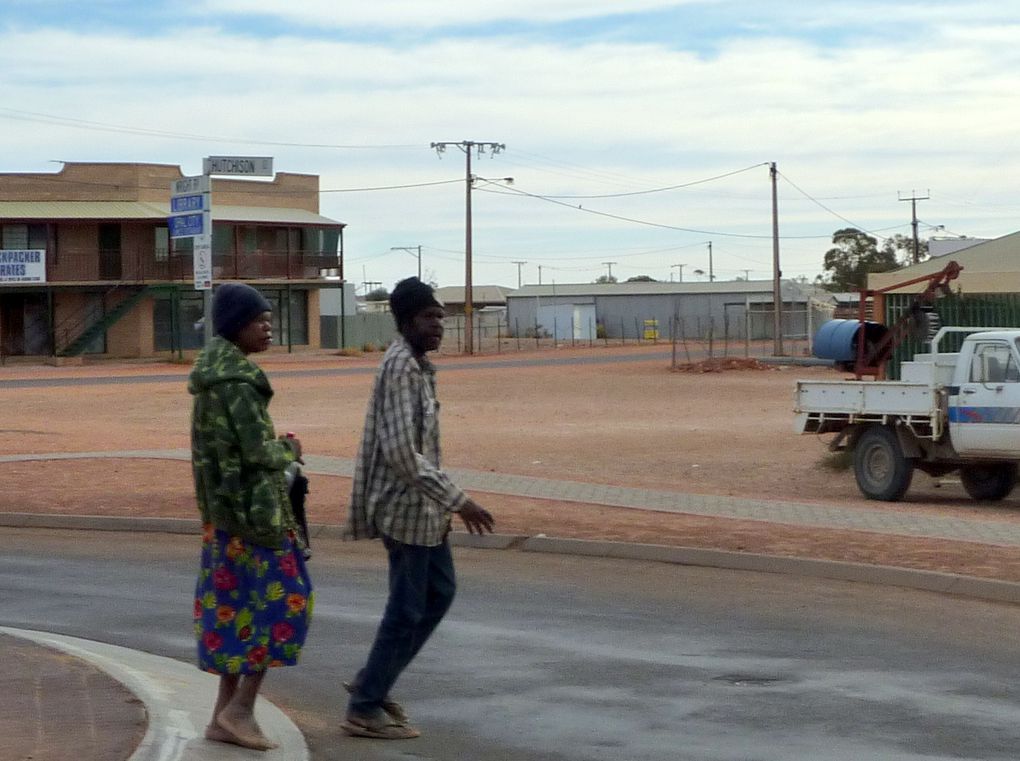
left=795, top=327, right=1020, bottom=501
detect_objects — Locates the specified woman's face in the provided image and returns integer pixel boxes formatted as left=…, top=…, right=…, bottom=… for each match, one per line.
left=235, top=311, right=273, bottom=354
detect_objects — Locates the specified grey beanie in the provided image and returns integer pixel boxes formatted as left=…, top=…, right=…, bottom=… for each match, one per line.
left=389, top=277, right=442, bottom=327
left=213, top=283, right=272, bottom=340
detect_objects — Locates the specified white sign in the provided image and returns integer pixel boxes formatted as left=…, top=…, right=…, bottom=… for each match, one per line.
left=172, top=175, right=210, bottom=195
left=203, top=156, right=273, bottom=177
left=0, top=249, right=46, bottom=283
left=194, top=238, right=213, bottom=291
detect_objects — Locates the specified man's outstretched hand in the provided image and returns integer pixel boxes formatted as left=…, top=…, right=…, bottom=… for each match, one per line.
left=458, top=499, right=495, bottom=535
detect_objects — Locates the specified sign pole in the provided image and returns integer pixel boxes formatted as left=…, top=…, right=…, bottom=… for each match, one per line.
left=200, top=169, right=213, bottom=344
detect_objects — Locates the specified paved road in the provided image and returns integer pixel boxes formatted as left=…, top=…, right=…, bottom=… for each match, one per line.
left=4, top=527, right=1020, bottom=761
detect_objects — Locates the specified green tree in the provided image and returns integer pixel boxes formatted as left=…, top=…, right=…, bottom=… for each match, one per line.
left=365, top=287, right=389, bottom=301
left=820, top=228, right=898, bottom=291
left=625, top=275, right=657, bottom=282
left=594, top=274, right=618, bottom=284
left=882, top=233, right=929, bottom=265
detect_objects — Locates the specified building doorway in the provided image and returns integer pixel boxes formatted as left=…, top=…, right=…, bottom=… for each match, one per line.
left=1, top=293, right=49, bottom=356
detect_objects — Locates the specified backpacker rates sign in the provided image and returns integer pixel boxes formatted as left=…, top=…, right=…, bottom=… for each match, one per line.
left=0, top=249, right=46, bottom=283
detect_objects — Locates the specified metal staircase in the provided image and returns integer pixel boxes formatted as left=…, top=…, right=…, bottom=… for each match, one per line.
left=57, top=284, right=176, bottom=357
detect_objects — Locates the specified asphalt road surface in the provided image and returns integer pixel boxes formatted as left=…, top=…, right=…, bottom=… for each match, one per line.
left=3, top=527, right=1020, bottom=761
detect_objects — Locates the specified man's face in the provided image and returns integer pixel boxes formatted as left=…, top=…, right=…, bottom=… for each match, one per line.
left=235, top=311, right=273, bottom=354
left=406, top=305, right=445, bottom=353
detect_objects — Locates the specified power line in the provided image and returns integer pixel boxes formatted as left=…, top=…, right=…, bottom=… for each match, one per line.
left=477, top=181, right=832, bottom=240
left=7, top=171, right=463, bottom=195
left=535, top=162, right=768, bottom=199
left=0, top=107, right=421, bottom=149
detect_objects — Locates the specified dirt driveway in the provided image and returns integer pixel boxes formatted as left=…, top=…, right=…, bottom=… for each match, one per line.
left=4, top=344, right=1020, bottom=580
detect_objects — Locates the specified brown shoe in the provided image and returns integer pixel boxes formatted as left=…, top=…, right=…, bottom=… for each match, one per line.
left=341, top=711, right=420, bottom=740
left=342, top=681, right=409, bottom=724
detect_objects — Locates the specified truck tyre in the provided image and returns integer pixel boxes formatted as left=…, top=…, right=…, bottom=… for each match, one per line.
left=854, top=425, right=914, bottom=501
left=960, top=464, right=1018, bottom=501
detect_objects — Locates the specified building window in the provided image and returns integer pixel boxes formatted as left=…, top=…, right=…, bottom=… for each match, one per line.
left=263, top=288, right=308, bottom=345
left=155, top=227, right=169, bottom=262
left=153, top=292, right=205, bottom=352
left=1, top=223, right=46, bottom=250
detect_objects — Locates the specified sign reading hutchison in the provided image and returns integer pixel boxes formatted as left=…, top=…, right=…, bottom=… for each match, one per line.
left=203, top=156, right=274, bottom=176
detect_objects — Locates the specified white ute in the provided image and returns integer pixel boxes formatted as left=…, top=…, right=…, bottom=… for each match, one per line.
left=795, top=327, right=1020, bottom=501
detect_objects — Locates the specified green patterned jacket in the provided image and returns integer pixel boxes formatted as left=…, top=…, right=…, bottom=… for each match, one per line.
left=188, top=336, right=297, bottom=549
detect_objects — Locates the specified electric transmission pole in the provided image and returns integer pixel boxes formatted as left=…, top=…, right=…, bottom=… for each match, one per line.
left=707, top=241, right=714, bottom=282
left=770, top=162, right=783, bottom=356
left=430, top=140, right=505, bottom=354
left=512, top=260, right=527, bottom=288
left=602, top=261, right=617, bottom=281
left=671, top=263, right=685, bottom=282
left=898, top=190, right=929, bottom=263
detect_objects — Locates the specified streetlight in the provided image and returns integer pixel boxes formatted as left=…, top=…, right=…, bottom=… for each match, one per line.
left=390, top=245, right=422, bottom=280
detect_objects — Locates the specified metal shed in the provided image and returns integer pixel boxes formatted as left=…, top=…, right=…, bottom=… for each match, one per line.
left=505, top=280, right=829, bottom=342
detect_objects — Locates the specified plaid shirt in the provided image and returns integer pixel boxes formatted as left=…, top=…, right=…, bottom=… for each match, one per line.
left=344, top=337, right=467, bottom=546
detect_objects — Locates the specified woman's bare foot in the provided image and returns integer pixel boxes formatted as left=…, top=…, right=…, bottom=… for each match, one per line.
left=216, top=708, right=279, bottom=751
left=205, top=722, right=244, bottom=746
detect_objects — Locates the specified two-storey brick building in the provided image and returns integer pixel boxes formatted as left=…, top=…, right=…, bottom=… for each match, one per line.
left=0, top=162, right=345, bottom=359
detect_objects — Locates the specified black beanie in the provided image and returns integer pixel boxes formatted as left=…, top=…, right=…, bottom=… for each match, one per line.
left=389, top=277, right=442, bottom=327
left=213, top=283, right=272, bottom=340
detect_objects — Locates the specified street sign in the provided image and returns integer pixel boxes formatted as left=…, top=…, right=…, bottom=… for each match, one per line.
left=193, top=238, right=213, bottom=291
left=168, top=213, right=204, bottom=239
left=203, top=156, right=273, bottom=177
left=172, top=175, right=210, bottom=195
left=170, top=194, right=204, bottom=214
left=170, top=174, right=211, bottom=239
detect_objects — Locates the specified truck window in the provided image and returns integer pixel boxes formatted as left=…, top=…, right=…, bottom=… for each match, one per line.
left=970, top=343, right=1018, bottom=383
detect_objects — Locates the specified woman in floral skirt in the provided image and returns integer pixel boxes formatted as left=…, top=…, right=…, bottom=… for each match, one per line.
left=189, top=283, right=313, bottom=751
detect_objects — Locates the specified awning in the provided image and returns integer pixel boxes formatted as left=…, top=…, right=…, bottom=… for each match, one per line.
left=0, top=201, right=343, bottom=227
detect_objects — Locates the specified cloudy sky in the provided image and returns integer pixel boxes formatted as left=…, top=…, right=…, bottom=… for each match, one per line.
left=3, top=0, right=1020, bottom=291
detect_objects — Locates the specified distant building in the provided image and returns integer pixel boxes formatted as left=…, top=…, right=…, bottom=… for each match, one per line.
left=434, top=284, right=514, bottom=315
left=0, top=162, right=345, bottom=358
left=928, top=236, right=989, bottom=258
left=506, top=279, right=831, bottom=341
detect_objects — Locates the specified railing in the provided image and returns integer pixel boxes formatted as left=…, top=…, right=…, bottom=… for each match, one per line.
left=45, top=246, right=342, bottom=283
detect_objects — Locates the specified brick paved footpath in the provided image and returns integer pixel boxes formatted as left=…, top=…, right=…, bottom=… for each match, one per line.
left=4, top=449, right=1020, bottom=548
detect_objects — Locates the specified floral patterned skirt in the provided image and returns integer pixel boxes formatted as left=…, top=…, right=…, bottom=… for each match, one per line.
left=194, top=524, right=313, bottom=675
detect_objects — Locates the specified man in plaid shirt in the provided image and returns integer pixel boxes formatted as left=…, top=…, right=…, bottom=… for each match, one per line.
left=342, top=276, right=495, bottom=740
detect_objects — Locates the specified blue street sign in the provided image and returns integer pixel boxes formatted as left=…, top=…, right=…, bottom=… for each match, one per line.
left=168, top=213, right=204, bottom=239
left=170, top=194, right=204, bottom=214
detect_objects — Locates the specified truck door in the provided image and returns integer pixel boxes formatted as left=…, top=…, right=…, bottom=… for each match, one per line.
left=950, top=339, right=1020, bottom=456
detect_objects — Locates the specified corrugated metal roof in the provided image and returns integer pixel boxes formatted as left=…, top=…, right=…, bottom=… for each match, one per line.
left=0, top=201, right=343, bottom=226
left=434, top=285, right=515, bottom=304
left=868, top=230, right=1020, bottom=293
left=211, top=205, right=343, bottom=226
left=0, top=201, right=167, bottom=219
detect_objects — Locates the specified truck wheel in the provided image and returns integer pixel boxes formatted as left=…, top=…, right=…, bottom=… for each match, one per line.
left=854, top=426, right=914, bottom=501
left=960, top=464, right=1018, bottom=501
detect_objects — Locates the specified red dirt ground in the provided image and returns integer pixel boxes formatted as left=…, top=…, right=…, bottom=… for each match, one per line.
left=4, top=343, right=1020, bottom=580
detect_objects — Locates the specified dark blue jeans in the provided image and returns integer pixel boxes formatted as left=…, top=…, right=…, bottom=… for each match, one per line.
left=348, top=535, right=457, bottom=717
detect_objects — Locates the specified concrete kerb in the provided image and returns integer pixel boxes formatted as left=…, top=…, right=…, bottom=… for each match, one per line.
left=5, top=513, right=1020, bottom=606
left=0, top=626, right=309, bottom=761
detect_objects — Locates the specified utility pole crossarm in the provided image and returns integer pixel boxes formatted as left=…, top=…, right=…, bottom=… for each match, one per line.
left=898, top=190, right=930, bottom=264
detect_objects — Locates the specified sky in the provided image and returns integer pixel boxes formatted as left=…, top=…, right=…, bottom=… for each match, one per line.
left=3, top=0, right=1020, bottom=293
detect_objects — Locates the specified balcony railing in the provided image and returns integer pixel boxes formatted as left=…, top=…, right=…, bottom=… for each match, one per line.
left=44, top=246, right=342, bottom=283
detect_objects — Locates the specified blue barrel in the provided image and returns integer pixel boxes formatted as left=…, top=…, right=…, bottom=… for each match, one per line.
left=813, top=319, right=888, bottom=362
